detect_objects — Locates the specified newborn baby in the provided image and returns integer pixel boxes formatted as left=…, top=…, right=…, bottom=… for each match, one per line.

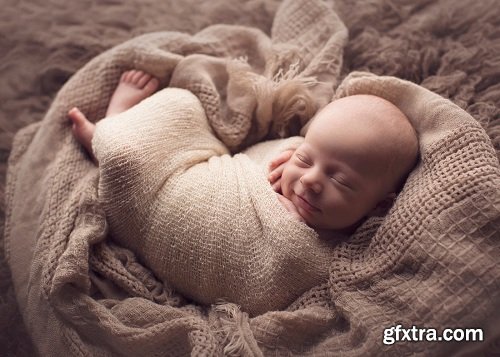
left=268, top=94, right=419, bottom=238
left=69, top=70, right=419, bottom=239
left=67, top=69, right=419, bottom=315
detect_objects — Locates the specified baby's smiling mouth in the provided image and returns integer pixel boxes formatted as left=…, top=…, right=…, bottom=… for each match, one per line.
left=296, top=194, right=321, bottom=213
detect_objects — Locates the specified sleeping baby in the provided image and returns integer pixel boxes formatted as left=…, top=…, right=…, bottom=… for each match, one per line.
left=68, top=69, right=419, bottom=315
left=69, top=70, right=418, bottom=239
left=267, top=92, right=419, bottom=239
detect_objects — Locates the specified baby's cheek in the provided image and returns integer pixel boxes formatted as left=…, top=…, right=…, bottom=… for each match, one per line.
left=322, top=193, right=350, bottom=220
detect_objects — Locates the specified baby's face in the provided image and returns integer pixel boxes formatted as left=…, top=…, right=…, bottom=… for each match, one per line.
left=281, top=96, right=405, bottom=230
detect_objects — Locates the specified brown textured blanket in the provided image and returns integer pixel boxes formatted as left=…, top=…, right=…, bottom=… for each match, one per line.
left=2, top=0, right=500, bottom=356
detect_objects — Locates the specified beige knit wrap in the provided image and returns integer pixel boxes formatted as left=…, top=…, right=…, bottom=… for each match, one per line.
left=4, top=0, right=500, bottom=355
left=90, top=0, right=348, bottom=317
left=93, top=87, right=337, bottom=316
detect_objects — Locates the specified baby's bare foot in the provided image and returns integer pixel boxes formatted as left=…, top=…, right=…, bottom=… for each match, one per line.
left=106, top=70, right=159, bottom=117
left=68, top=107, right=97, bottom=164
left=67, top=70, right=158, bottom=165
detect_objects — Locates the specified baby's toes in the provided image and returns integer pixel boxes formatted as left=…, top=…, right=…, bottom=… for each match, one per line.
left=121, top=70, right=136, bottom=83
left=119, top=70, right=158, bottom=92
left=136, top=72, right=152, bottom=89
left=130, top=70, right=144, bottom=85
left=143, top=77, right=159, bottom=95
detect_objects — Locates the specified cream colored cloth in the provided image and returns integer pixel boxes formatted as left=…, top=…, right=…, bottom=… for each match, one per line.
left=4, top=0, right=500, bottom=355
left=93, top=87, right=335, bottom=316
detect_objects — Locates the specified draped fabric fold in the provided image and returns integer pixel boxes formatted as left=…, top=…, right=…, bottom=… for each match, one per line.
left=4, top=0, right=500, bottom=355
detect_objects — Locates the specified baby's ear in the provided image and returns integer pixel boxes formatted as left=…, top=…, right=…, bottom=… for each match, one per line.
left=368, top=193, right=397, bottom=217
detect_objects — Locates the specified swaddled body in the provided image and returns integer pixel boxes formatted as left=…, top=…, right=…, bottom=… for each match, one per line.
left=92, top=86, right=337, bottom=316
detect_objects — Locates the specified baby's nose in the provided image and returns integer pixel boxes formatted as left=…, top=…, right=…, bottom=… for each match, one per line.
left=300, top=173, right=322, bottom=194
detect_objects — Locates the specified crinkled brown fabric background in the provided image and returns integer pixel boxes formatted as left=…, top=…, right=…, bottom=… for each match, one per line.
left=1, top=0, right=499, bottom=355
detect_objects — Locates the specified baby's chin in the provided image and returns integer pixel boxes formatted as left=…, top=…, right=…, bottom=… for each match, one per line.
left=296, top=207, right=354, bottom=233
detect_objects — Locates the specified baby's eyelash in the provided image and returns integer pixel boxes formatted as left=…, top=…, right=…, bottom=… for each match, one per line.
left=331, top=176, right=350, bottom=188
left=296, top=153, right=311, bottom=165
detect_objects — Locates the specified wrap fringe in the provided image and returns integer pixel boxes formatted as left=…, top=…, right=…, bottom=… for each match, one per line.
left=214, top=302, right=263, bottom=357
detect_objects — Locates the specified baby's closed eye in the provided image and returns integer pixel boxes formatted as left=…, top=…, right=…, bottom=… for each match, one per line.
left=295, top=153, right=312, bottom=166
left=331, top=175, right=350, bottom=187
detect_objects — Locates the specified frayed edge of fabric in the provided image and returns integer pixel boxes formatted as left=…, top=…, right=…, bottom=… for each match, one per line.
left=213, top=301, right=263, bottom=357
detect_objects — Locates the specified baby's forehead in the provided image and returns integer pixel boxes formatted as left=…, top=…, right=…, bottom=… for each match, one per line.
left=302, top=128, right=384, bottom=169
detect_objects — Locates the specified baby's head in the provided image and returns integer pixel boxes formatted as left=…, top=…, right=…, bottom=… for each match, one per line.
left=281, top=94, right=418, bottom=231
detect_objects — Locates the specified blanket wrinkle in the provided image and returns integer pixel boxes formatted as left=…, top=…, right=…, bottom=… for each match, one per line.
left=3, top=0, right=500, bottom=356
